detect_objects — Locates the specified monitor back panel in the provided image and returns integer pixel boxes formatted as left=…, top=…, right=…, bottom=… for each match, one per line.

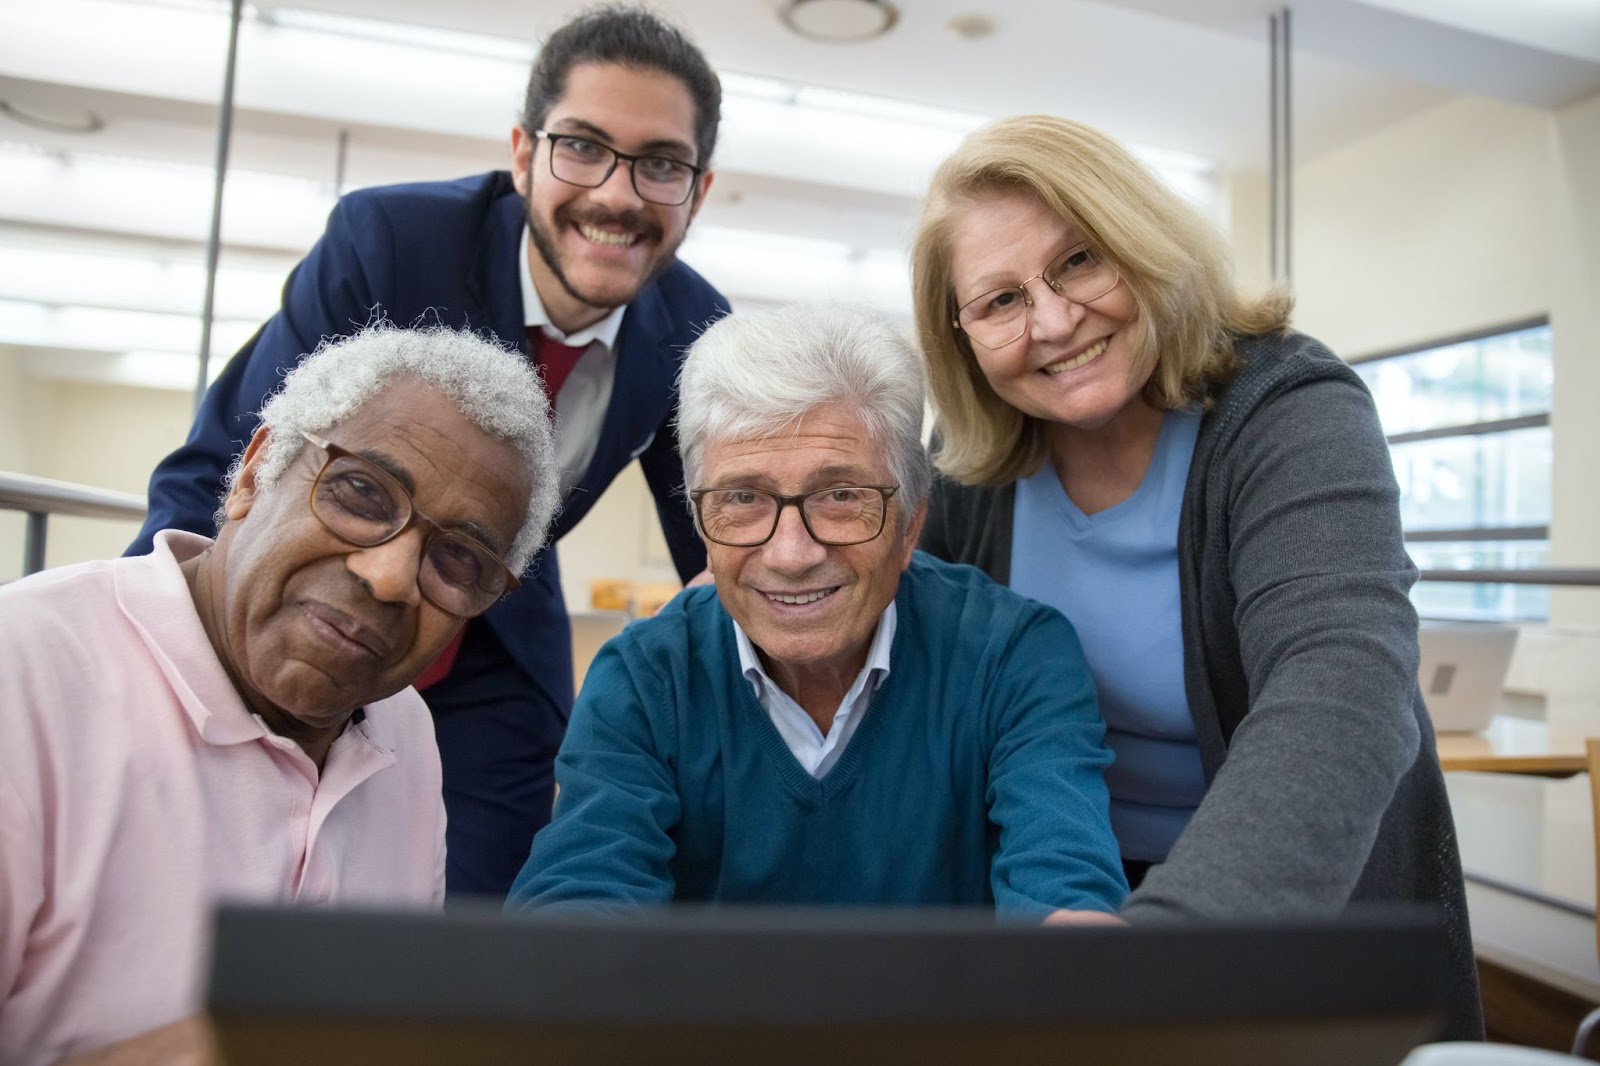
left=208, top=906, right=1451, bottom=1066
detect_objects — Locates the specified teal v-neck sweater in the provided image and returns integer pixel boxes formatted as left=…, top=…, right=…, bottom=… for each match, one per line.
left=509, top=553, right=1126, bottom=919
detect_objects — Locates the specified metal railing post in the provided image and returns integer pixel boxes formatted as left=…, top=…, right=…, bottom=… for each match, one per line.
left=23, top=511, right=47, bottom=576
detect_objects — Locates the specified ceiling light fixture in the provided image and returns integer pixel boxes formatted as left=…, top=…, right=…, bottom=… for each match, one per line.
left=946, top=15, right=996, bottom=41
left=779, top=0, right=899, bottom=43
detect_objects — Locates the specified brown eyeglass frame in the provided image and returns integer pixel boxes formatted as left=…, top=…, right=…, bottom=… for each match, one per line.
left=302, top=431, right=520, bottom=614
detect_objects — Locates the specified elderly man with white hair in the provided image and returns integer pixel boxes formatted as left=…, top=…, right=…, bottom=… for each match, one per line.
left=0, top=326, right=559, bottom=1066
left=509, top=304, right=1126, bottom=919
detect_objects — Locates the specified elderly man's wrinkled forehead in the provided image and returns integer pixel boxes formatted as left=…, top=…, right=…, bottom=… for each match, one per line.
left=245, top=379, right=529, bottom=544
left=701, top=405, right=892, bottom=483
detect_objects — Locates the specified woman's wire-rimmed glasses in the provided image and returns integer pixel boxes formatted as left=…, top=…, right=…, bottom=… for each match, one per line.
left=302, top=432, right=520, bottom=617
left=690, top=485, right=900, bottom=548
left=953, top=243, right=1120, bottom=349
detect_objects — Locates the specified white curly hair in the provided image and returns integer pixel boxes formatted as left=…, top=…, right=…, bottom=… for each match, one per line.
left=222, top=324, right=560, bottom=573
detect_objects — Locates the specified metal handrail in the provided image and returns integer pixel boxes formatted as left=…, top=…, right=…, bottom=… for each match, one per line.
left=1419, top=569, right=1600, bottom=587
left=0, top=471, right=146, bottom=576
left=5, top=467, right=1600, bottom=589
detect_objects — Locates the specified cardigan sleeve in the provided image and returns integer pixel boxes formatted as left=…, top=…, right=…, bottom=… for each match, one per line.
left=505, top=640, right=681, bottom=910
left=1122, top=365, right=1422, bottom=922
left=983, top=602, right=1128, bottom=918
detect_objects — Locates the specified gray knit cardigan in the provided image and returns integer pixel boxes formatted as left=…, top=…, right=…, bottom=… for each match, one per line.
left=920, top=330, right=1482, bottom=1040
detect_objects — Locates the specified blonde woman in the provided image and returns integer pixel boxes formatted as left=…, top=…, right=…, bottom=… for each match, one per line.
left=912, top=115, right=1479, bottom=1039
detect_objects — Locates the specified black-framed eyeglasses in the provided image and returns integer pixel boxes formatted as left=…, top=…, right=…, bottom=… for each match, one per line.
left=690, top=485, right=900, bottom=548
left=953, top=242, right=1121, bottom=349
left=533, top=129, right=704, bottom=207
left=302, top=432, right=520, bottom=617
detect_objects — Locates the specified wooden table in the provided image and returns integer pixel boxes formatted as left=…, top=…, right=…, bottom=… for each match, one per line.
left=1436, top=716, right=1590, bottom=776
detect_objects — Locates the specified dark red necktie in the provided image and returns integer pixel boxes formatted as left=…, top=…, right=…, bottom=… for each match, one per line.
left=529, top=327, right=588, bottom=403
left=413, top=630, right=463, bottom=692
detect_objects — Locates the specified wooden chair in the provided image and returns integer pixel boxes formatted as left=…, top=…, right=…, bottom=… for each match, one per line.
left=1571, top=740, right=1600, bottom=1060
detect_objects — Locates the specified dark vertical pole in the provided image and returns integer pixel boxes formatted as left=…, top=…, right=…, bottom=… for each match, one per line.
left=1267, top=8, right=1294, bottom=284
left=1282, top=7, right=1293, bottom=283
left=1268, top=13, right=1279, bottom=282
left=193, top=0, right=245, bottom=413
left=23, top=512, right=47, bottom=576
left=334, top=127, right=350, bottom=195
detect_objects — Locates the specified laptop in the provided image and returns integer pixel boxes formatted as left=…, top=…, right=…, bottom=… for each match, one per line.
left=1417, top=621, right=1519, bottom=733
left=207, top=904, right=1452, bottom=1066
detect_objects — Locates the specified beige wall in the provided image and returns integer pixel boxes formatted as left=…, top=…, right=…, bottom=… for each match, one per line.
left=1226, top=171, right=1273, bottom=298
left=1278, top=89, right=1600, bottom=704
left=1292, top=95, right=1558, bottom=357
left=0, top=345, right=31, bottom=582
left=555, top=460, right=685, bottom=615
left=1548, top=93, right=1600, bottom=626
left=0, top=372, right=191, bottom=580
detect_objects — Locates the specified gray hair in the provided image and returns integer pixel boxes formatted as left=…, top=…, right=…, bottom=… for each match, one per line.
left=677, top=304, right=931, bottom=524
left=224, top=324, right=560, bottom=573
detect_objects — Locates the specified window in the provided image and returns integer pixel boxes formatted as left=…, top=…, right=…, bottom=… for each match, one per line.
left=1351, top=320, right=1553, bottom=621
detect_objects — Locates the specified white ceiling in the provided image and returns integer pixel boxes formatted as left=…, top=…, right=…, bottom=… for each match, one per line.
left=0, top=0, right=1596, bottom=389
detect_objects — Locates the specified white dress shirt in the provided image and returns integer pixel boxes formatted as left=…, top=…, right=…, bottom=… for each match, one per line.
left=519, top=224, right=627, bottom=494
left=733, top=603, right=897, bottom=778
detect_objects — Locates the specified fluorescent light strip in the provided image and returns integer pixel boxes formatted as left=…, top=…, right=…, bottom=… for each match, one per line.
left=0, top=298, right=259, bottom=357
left=256, top=6, right=537, bottom=63
left=793, top=86, right=989, bottom=133
left=0, top=245, right=284, bottom=321
left=718, top=72, right=799, bottom=103
left=0, top=140, right=335, bottom=249
left=93, top=3, right=1216, bottom=186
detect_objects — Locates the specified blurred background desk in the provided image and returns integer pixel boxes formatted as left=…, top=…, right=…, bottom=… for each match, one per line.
left=1441, top=698, right=1599, bottom=1052
left=1437, top=717, right=1588, bottom=777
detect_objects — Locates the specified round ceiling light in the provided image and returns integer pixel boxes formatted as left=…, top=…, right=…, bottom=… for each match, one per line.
left=779, top=0, right=900, bottom=43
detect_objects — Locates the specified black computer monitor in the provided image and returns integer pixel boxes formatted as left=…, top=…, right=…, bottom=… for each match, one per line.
left=207, top=904, right=1450, bottom=1066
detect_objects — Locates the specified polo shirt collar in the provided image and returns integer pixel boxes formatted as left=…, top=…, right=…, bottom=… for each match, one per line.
left=114, top=529, right=266, bottom=746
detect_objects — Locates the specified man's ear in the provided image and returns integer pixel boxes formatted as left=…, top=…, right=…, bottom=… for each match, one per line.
left=900, top=497, right=928, bottom=571
left=510, top=126, right=534, bottom=197
left=686, top=169, right=715, bottom=225
left=222, top=427, right=274, bottom=522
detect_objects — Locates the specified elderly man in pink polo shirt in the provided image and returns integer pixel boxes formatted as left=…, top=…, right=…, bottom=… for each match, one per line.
left=0, top=325, right=559, bottom=1066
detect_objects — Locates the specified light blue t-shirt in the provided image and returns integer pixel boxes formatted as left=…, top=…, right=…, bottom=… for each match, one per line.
left=1011, top=409, right=1206, bottom=863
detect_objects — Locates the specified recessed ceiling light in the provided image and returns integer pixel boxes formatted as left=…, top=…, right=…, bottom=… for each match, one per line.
left=779, top=0, right=899, bottom=43
left=946, top=14, right=995, bottom=40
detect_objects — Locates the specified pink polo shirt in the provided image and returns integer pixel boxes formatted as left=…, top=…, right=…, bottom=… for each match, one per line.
left=0, top=531, right=446, bottom=1065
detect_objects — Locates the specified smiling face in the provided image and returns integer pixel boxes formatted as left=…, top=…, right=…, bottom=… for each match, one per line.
left=196, top=379, right=529, bottom=753
left=510, top=61, right=712, bottom=334
left=948, top=188, right=1149, bottom=436
left=700, top=403, right=923, bottom=695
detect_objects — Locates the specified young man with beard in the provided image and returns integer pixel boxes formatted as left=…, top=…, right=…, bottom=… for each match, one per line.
left=129, top=6, right=728, bottom=899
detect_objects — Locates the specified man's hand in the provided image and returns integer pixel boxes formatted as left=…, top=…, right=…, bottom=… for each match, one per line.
left=56, top=1016, right=217, bottom=1066
left=1043, top=908, right=1128, bottom=928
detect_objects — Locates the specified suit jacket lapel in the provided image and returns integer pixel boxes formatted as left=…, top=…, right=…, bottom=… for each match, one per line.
left=466, top=176, right=532, bottom=356
left=558, top=277, right=677, bottom=532
left=464, top=179, right=681, bottom=537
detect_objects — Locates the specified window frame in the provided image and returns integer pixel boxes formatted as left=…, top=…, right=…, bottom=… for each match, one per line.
left=1349, top=315, right=1552, bottom=621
